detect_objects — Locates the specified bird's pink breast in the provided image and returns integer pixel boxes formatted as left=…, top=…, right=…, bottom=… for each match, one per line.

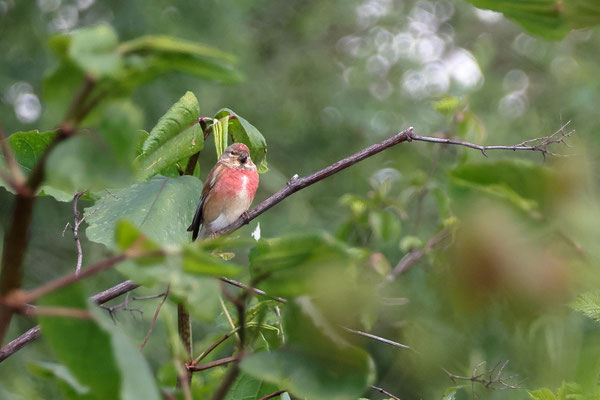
left=217, top=168, right=259, bottom=200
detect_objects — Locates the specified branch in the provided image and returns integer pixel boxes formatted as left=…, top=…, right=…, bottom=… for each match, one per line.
left=370, top=385, right=401, bottom=400
left=258, top=390, right=287, bottom=400
left=61, top=191, right=87, bottom=275
left=0, top=74, right=101, bottom=344
left=190, top=327, right=239, bottom=366
left=342, top=327, right=411, bottom=350
left=188, top=355, right=239, bottom=372
left=216, top=127, right=414, bottom=236
left=0, top=280, right=139, bottom=362
left=408, top=121, right=574, bottom=158
left=139, top=286, right=170, bottom=350
left=442, top=360, right=520, bottom=394
left=385, top=228, right=450, bottom=282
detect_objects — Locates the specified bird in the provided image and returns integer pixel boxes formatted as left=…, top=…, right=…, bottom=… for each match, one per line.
left=187, top=142, right=259, bottom=240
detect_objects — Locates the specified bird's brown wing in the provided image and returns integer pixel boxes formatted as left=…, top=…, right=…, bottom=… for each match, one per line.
left=187, top=162, right=226, bottom=240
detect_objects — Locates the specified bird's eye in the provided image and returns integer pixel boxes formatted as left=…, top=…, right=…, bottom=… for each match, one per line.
left=229, top=151, right=236, bottom=155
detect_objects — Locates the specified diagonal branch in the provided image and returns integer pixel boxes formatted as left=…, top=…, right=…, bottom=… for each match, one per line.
left=0, top=280, right=139, bottom=362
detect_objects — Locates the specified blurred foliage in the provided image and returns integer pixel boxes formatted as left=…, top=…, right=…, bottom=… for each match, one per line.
left=1, top=0, right=600, bottom=399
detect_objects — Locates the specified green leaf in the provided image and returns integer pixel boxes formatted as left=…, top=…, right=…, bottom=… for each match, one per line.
left=117, top=35, right=243, bottom=85
left=433, top=97, right=461, bottom=116
left=240, top=297, right=374, bottom=400
left=182, top=244, right=241, bottom=278
left=224, top=373, right=281, bottom=400
left=38, top=284, right=160, bottom=400
left=5, top=130, right=57, bottom=172
left=248, top=232, right=360, bottom=298
left=466, top=0, right=600, bottom=40
left=450, top=160, right=554, bottom=217
left=67, top=24, right=123, bottom=79
left=135, top=92, right=203, bottom=180
left=213, top=117, right=229, bottom=159
left=215, top=109, right=268, bottom=173
left=571, top=290, right=600, bottom=323
left=529, top=388, right=559, bottom=400
left=29, top=361, right=91, bottom=399
left=85, top=175, right=203, bottom=248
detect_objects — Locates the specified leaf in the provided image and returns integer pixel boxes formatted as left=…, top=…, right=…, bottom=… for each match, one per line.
left=38, top=284, right=161, bottom=400
left=182, top=244, right=241, bottom=277
left=67, top=24, right=123, bottom=79
left=529, top=388, right=559, bottom=400
left=135, top=92, right=203, bottom=180
left=466, top=0, right=600, bottom=40
left=571, top=290, right=600, bottom=323
left=248, top=232, right=360, bottom=298
left=29, top=362, right=90, bottom=399
left=117, top=35, right=243, bottom=85
left=213, top=117, right=229, bottom=159
left=450, top=160, right=555, bottom=217
left=215, top=109, right=268, bottom=173
left=225, top=373, right=281, bottom=400
left=85, top=175, right=203, bottom=248
left=240, top=297, right=375, bottom=400
left=5, top=130, right=57, bottom=172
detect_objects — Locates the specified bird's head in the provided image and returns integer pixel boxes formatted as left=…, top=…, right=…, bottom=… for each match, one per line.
left=219, top=143, right=254, bottom=169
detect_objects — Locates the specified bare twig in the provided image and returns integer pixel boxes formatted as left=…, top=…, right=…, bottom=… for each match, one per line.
left=342, top=327, right=411, bottom=350
left=139, top=286, right=170, bottom=350
left=370, top=385, right=401, bottom=400
left=61, top=191, right=88, bottom=275
left=407, top=121, right=574, bottom=159
left=442, top=360, right=520, bottom=395
left=188, top=355, right=239, bottom=372
left=386, top=228, right=450, bottom=281
left=220, top=277, right=287, bottom=304
left=258, top=390, right=287, bottom=400
left=190, top=327, right=239, bottom=366
left=22, top=306, right=92, bottom=319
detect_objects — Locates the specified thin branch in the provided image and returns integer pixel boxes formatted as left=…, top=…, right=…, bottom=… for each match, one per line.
left=139, top=286, right=170, bottom=350
left=407, top=121, right=574, bottom=159
left=190, top=327, right=239, bottom=366
left=342, top=327, right=411, bottom=350
left=220, top=277, right=287, bottom=304
left=22, top=306, right=92, bottom=319
left=258, top=390, right=287, bottom=400
left=62, top=191, right=87, bottom=275
left=370, top=385, right=401, bottom=400
left=386, top=228, right=450, bottom=281
left=442, top=360, right=520, bottom=393
left=0, top=280, right=139, bottom=362
left=188, top=355, right=239, bottom=372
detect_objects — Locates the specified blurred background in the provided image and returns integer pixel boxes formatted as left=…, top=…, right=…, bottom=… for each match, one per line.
left=1, top=0, right=600, bottom=399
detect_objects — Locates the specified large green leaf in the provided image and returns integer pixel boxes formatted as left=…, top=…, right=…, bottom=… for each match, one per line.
left=135, top=92, right=203, bottom=180
left=240, top=297, right=374, bottom=400
left=118, top=35, right=243, bottom=86
left=449, top=160, right=554, bottom=216
left=38, top=284, right=161, bottom=400
left=214, top=109, right=268, bottom=173
left=85, top=175, right=203, bottom=248
left=248, top=232, right=362, bottom=298
left=69, top=24, right=123, bottom=79
left=467, top=0, right=600, bottom=40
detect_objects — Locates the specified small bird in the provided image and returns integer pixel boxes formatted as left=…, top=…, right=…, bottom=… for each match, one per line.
left=187, top=143, right=259, bottom=240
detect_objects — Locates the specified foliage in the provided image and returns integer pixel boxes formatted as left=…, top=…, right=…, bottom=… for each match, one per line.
left=1, top=1, right=600, bottom=400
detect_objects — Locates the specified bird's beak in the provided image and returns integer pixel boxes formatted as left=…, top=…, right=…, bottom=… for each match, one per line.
left=239, top=153, right=248, bottom=163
